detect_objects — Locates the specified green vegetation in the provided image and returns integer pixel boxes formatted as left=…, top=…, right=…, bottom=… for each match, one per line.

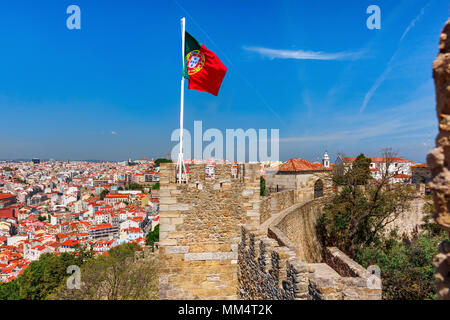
left=0, top=244, right=158, bottom=300
left=260, top=176, right=266, bottom=196
left=145, top=224, right=159, bottom=248
left=318, top=152, right=415, bottom=257
left=154, top=158, right=172, bottom=167
left=316, top=150, right=447, bottom=299
left=151, top=182, right=160, bottom=190
left=356, top=227, right=447, bottom=300
left=125, top=183, right=143, bottom=191
left=37, top=215, right=46, bottom=222
left=49, top=243, right=158, bottom=300
left=99, top=189, right=110, bottom=200
left=0, top=246, right=92, bottom=300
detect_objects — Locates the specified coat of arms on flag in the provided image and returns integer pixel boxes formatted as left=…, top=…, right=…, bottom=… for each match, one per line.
left=184, top=31, right=227, bottom=96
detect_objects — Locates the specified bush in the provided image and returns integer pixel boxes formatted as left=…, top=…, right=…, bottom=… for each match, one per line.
left=260, top=177, right=266, bottom=196
left=356, top=231, right=447, bottom=300
left=154, top=158, right=172, bottom=167
left=146, top=224, right=159, bottom=247
left=0, top=247, right=92, bottom=300
left=151, top=182, right=160, bottom=190
left=49, top=243, right=158, bottom=300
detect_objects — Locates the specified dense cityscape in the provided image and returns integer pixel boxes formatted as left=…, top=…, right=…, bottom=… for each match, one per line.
left=0, top=158, right=160, bottom=282
left=0, top=154, right=431, bottom=284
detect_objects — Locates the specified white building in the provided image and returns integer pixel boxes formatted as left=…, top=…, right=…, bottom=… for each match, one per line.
left=335, top=155, right=413, bottom=182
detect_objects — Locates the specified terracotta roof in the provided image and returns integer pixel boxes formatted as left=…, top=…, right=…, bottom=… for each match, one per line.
left=90, top=223, right=113, bottom=230
left=0, top=193, right=15, bottom=200
left=394, top=174, right=411, bottom=179
left=277, top=159, right=329, bottom=172
left=61, top=239, right=79, bottom=247
left=411, top=163, right=428, bottom=168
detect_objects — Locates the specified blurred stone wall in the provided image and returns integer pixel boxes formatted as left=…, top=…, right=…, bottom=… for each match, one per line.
left=427, top=18, right=450, bottom=300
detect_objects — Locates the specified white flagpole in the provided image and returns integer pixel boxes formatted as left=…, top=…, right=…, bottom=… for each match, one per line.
left=177, top=17, right=186, bottom=183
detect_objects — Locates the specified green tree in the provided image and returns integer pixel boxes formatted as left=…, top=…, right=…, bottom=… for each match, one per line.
left=317, top=149, right=415, bottom=258
left=100, top=189, right=110, bottom=200
left=260, top=176, right=266, bottom=196
left=154, top=158, right=172, bottom=167
left=125, top=183, right=143, bottom=191
left=145, top=224, right=159, bottom=247
left=151, top=182, right=160, bottom=190
left=0, top=246, right=92, bottom=300
left=37, top=215, right=46, bottom=222
left=49, top=243, right=158, bottom=300
left=0, top=279, right=21, bottom=300
left=356, top=227, right=447, bottom=300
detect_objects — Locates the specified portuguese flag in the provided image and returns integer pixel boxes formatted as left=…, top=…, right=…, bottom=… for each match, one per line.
left=184, top=32, right=227, bottom=96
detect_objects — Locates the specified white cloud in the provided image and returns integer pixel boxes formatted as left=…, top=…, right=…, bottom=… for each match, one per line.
left=360, top=2, right=430, bottom=113
left=281, top=95, right=435, bottom=144
left=243, top=46, right=364, bottom=61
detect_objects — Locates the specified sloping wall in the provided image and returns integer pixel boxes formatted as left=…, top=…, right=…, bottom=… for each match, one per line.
left=269, top=198, right=328, bottom=263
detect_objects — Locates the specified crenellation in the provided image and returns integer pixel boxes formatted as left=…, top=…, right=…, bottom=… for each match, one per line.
left=160, top=161, right=381, bottom=300
left=159, top=162, right=262, bottom=299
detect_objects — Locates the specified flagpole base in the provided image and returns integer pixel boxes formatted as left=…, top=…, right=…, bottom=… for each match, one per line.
left=176, top=152, right=188, bottom=184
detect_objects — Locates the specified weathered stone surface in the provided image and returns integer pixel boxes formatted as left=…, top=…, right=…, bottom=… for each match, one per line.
left=158, top=163, right=261, bottom=300
left=427, top=18, right=450, bottom=300
left=159, top=162, right=381, bottom=300
left=271, top=198, right=328, bottom=263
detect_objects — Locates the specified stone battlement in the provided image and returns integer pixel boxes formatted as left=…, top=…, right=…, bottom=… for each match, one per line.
left=158, top=163, right=261, bottom=299
left=158, top=162, right=381, bottom=300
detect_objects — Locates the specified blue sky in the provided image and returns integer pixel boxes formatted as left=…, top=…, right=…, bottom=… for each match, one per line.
left=0, top=0, right=448, bottom=162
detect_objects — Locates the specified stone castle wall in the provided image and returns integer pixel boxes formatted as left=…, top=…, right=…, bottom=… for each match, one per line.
left=159, top=162, right=381, bottom=300
left=269, top=198, right=328, bottom=263
left=238, top=226, right=381, bottom=300
left=427, top=18, right=450, bottom=300
left=238, top=227, right=312, bottom=299
left=384, top=196, right=431, bottom=237
left=266, top=171, right=331, bottom=204
left=259, top=189, right=295, bottom=224
left=158, top=163, right=261, bottom=299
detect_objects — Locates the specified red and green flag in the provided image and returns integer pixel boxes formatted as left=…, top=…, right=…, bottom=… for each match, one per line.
left=184, top=32, right=227, bottom=96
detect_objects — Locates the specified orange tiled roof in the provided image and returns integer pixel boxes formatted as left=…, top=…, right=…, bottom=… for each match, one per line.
left=0, top=193, right=15, bottom=200
left=394, top=174, right=411, bottom=179
left=411, top=163, right=428, bottom=168
left=278, top=159, right=329, bottom=172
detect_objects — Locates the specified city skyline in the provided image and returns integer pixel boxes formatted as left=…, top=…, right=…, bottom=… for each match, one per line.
left=0, top=0, right=448, bottom=163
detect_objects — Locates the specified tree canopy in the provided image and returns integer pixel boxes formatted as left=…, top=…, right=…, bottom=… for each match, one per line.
left=154, top=158, right=172, bottom=167
left=145, top=224, right=159, bottom=247
left=318, top=150, right=415, bottom=257
left=49, top=243, right=158, bottom=300
left=0, top=246, right=92, bottom=300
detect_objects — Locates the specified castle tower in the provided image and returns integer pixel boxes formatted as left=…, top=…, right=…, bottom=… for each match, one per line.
left=158, top=162, right=261, bottom=299
left=322, top=151, right=330, bottom=168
